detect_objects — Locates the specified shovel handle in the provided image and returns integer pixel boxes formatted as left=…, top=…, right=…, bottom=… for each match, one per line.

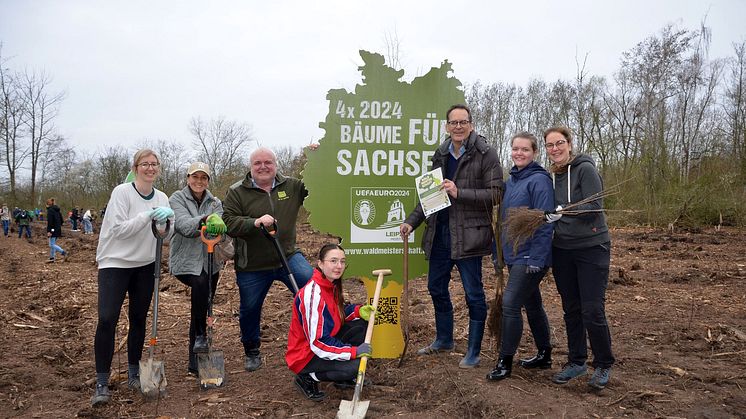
left=151, top=219, right=171, bottom=239
left=259, top=221, right=278, bottom=239
left=200, top=226, right=221, bottom=253
left=350, top=269, right=390, bottom=406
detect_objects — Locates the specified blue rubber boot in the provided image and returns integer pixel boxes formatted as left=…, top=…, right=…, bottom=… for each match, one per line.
left=459, top=319, right=485, bottom=368
left=417, top=310, right=455, bottom=355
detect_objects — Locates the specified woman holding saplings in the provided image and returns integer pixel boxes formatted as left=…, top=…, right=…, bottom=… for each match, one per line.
left=543, top=126, right=614, bottom=390
left=286, top=243, right=375, bottom=402
left=169, top=162, right=227, bottom=375
left=486, top=132, right=554, bottom=382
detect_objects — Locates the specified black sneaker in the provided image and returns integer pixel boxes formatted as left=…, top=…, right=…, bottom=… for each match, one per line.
left=294, top=374, right=325, bottom=401
left=193, top=335, right=208, bottom=353
left=91, top=384, right=111, bottom=407
left=45, top=258, right=55, bottom=263
left=128, top=375, right=141, bottom=391
left=244, top=350, right=262, bottom=372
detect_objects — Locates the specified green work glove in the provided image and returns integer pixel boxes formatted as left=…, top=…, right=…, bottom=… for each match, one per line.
left=359, top=304, right=375, bottom=321
left=205, top=213, right=226, bottom=235
left=356, top=343, right=372, bottom=359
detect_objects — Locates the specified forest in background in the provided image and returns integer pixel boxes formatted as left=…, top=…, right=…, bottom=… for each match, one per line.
left=2, top=23, right=745, bottom=227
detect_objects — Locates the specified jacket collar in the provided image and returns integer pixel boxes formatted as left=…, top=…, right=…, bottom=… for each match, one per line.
left=435, top=131, right=488, bottom=158
left=242, top=172, right=287, bottom=190
left=310, top=268, right=335, bottom=291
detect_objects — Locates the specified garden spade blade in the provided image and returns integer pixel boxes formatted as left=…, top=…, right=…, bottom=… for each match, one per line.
left=336, top=269, right=390, bottom=419
left=140, top=220, right=170, bottom=399
left=197, top=227, right=225, bottom=389
left=197, top=349, right=225, bottom=389
left=140, top=356, right=167, bottom=398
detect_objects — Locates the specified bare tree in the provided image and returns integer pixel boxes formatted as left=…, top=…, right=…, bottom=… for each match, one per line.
left=723, top=40, right=746, bottom=180
left=190, top=116, right=255, bottom=184
left=0, top=44, right=27, bottom=200
left=20, top=69, right=65, bottom=204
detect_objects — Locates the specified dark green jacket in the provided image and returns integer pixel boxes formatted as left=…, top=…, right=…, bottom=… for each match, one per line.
left=223, top=172, right=307, bottom=272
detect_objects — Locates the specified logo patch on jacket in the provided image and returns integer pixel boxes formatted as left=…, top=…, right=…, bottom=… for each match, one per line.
left=278, top=191, right=288, bottom=200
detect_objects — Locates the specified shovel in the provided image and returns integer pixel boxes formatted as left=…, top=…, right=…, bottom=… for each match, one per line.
left=397, top=236, right=410, bottom=367
left=337, top=268, right=391, bottom=419
left=140, top=219, right=170, bottom=398
left=197, top=226, right=226, bottom=389
left=259, top=221, right=299, bottom=294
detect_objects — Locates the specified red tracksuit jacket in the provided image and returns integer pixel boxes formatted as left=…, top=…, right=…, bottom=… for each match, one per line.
left=286, top=269, right=362, bottom=373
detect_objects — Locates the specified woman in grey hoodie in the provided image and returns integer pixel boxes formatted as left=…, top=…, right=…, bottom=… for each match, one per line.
left=543, top=126, right=614, bottom=390
left=169, top=162, right=227, bottom=375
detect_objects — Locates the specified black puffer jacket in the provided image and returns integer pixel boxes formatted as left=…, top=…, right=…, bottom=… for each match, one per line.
left=47, top=205, right=64, bottom=237
left=404, top=131, right=504, bottom=259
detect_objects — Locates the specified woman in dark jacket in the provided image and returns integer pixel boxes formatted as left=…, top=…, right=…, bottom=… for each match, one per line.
left=543, top=126, right=614, bottom=390
left=45, top=198, right=67, bottom=263
left=487, top=132, right=554, bottom=381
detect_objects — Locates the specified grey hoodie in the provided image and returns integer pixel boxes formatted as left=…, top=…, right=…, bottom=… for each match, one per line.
left=551, top=153, right=610, bottom=249
left=169, top=186, right=224, bottom=276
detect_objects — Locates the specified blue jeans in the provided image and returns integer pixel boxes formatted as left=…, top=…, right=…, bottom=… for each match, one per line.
left=2, top=220, right=9, bottom=236
left=427, top=223, right=486, bottom=321
left=83, top=219, right=93, bottom=233
left=500, top=264, right=551, bottom=357
left=235, top=251, right=313, bottom=350
left=49, top=237, right=65, bottom=259
left=553, top=243, right=614, bottom=368
left=18, top=225, right=31, bottom=238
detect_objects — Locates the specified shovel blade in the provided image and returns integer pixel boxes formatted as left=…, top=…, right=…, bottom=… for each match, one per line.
left=139, top=358, right=167, bottom=398
left=197, top=350, right=226, bottom=389
left=336, top=399, right=370, bottom=419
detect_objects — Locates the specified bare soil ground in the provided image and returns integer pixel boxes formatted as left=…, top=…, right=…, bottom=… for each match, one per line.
left=0, top=221, right=745, bottom=418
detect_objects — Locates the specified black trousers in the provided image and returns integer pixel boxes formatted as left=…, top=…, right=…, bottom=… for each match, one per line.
left=176, top=271, right=220, bottom=355
left=94, top=263, right=155, bottom=373
left=300, top=320, right=367, bottom=382
left=552, top=243, right=615, bottom=368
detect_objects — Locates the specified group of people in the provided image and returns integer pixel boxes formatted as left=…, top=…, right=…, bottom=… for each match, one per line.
left=400, top=106, right=613, bottom=391
left=1, top=205, right=35, bottom=238
left=87, top=103, right=614, bottom=408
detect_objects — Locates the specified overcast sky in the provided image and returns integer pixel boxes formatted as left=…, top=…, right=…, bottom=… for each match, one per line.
left=1, top=0, right=745, bottom=156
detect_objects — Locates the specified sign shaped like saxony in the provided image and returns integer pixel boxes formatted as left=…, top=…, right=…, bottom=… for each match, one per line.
left=304, top=51, right=465, bottom=357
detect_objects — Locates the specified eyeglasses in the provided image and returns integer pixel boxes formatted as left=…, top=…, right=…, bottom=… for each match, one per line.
left=323, top=258, right=346, bottom=266
left=447, top=120, right=471, bottom=127
left=545, top=139, right=567, bottom=150
left=137, top=162, right=160, bottom=169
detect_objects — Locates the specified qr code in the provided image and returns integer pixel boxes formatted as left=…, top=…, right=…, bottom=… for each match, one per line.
left=370, top=296, right=398, bottom=325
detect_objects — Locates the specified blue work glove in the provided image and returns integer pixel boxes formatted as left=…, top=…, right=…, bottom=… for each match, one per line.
left=359, top=304, right=375, bottom=321
left=544, top=205, right=563, bottom=223
left=205, top=213, right=227, bottom=235
left=526, top=265, right=541, bottom=274
left=356, top=343, right=372, bottom=359
left=150, top=206, right=174, bottom=222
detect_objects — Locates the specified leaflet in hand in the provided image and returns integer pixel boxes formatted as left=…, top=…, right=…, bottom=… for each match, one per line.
left=415, top=168, right=451, bottom=217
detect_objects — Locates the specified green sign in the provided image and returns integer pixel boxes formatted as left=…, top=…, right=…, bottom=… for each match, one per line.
left=304, top=50, right=465, bottom=282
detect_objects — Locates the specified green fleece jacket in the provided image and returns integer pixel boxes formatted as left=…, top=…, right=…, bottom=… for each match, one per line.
left=223, top=172, right=307, bottom=272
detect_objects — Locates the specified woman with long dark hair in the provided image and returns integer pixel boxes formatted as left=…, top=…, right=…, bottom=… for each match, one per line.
left=543, top=126, right=614, bottom=390
left=285, top=243, right=374, bottom=402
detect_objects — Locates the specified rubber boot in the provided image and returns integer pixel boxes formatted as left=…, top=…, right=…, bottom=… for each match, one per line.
left=519, top=347, right=552, bottom=369
left=417, top=310, right=455, bottom=355
left=486, top=355, right=513, bottom=380
left=458, top=319, right=485, bottom=368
